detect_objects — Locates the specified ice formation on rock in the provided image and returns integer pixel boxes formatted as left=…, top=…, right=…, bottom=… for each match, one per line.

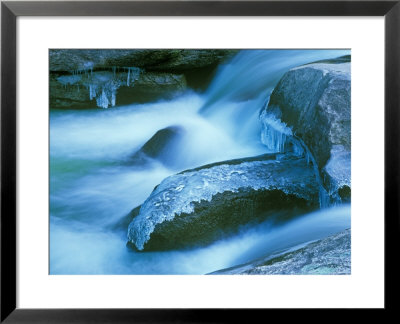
left=128, top=158, right=316, bottom=251
left=57, top=66, right=142, bottom=108
left=259, top=110, right=331, bottom=207
left=259, top=110, right=293, bottom=153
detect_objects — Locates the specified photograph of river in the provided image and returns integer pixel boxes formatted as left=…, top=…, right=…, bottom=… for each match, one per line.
left=49, top=49, right=351, bottom=275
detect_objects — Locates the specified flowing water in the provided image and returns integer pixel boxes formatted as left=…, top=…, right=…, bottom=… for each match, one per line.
left=50, top=49, right=350, bottom=274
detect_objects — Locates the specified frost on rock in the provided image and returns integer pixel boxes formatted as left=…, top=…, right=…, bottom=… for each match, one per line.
left=252, top=229, right=351, bottom=275
left=211, top=229, right=351, bottom=275
left=128, top=157, right=317, bottom=251
left=293, top=62, right=351, bottom=78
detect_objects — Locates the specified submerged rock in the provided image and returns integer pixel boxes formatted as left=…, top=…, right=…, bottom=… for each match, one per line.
left=127, top=154, right=319, bottom=251
left=210, top=229, right=351, bottom=275
left=261, top=61, right=351, bottom=203
left=129, top=126, right=186, bottom=167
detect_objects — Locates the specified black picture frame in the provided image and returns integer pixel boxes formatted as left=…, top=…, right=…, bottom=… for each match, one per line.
left=1, top=0, right=399, bottom=322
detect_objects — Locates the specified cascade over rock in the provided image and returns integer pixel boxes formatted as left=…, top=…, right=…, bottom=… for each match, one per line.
left=261, top=60, right=351, bottom=203
left=127, top=154, right=319, bottom=251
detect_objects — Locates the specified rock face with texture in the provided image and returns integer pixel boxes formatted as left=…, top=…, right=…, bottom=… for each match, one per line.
left=127, top=154, right=319, bottom=251
left=261, top=61, right=351, bottom=203
left=210, top=229, right=351, bottom=275
left=50, top=49, right=238, bottom=72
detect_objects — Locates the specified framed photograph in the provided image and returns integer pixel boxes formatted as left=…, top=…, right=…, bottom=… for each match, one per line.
left=1, top=0, right=399, bottom=322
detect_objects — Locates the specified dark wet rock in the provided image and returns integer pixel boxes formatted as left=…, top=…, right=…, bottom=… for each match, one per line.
left=139, top=126, right=184, bottom=157
left=261, top=61, right=351, bottom=203
left=118, top=72, right=187, bottom=104
left=210, top=229, right=351, bottom=275
left=127, top=154, right=319, bottom=251
left=338, top=185, right=351, bottom=204
left=129, top=126, right=186, bottom=167
left=143, top=49, right=238, bottom=72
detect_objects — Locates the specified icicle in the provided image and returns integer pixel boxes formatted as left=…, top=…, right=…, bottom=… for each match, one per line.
left=111, top=90, right=116, bottom=107
left=96, top=88, right=109, bottom=109
left=259, top=110, right=292, bottom=153
left=124, top=67, right=142, bottom=87
left=89, top=84, right=97, bottom=100
left=319, top=186, right=331, bottom=208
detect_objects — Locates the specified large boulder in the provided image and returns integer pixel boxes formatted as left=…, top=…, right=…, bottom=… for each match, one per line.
left=261, top=61, right=351, bottom=203
left=210, top=229, right=351, bottom=275
left=127, top=154, right=319, bottom=251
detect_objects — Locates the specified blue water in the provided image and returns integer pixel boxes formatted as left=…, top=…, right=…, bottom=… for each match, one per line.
left=50, top=49, right=350, bottom=274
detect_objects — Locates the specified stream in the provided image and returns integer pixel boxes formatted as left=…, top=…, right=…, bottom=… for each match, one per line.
left=50, top=49, right=350, bottom=274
